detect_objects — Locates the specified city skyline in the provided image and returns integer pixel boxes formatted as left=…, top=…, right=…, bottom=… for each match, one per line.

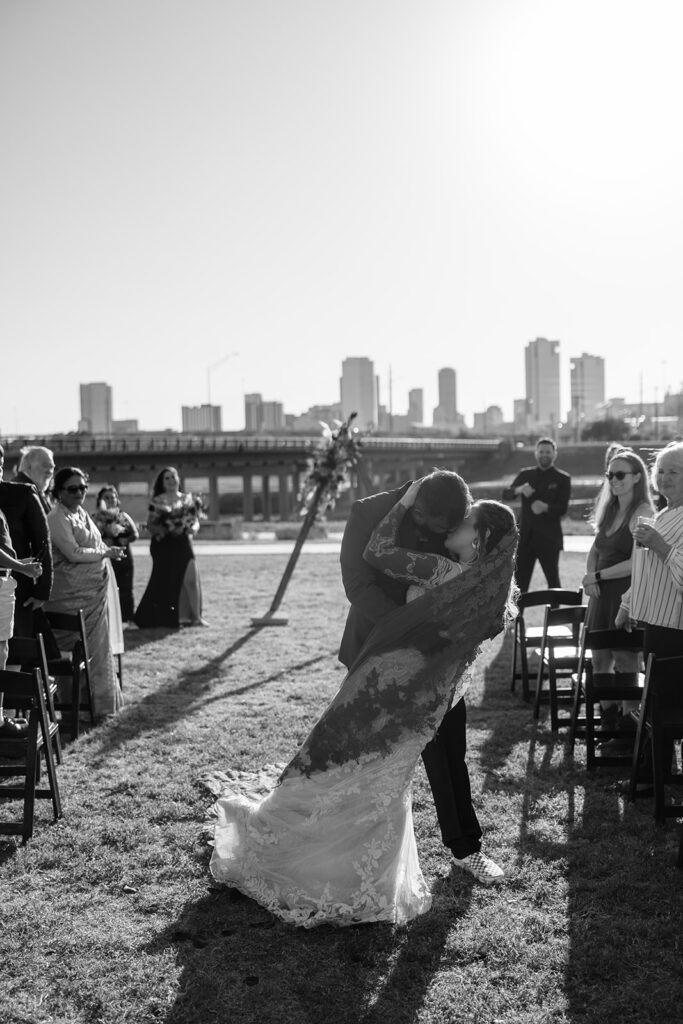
left=2, top=2, right=683, bottom=436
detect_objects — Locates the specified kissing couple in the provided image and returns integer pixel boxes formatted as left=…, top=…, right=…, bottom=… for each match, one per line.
left=205, top=470, right=518, bottom=928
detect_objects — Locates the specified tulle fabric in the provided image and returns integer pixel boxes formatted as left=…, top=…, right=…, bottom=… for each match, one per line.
left=204, top=528, right=516, bottom=928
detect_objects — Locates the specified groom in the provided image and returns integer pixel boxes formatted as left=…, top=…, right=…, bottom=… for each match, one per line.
left=339, top=469, right=504, bottom=886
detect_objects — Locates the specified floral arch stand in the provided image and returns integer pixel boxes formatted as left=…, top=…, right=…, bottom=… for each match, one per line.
left=251, top=415, right=362, bottom=627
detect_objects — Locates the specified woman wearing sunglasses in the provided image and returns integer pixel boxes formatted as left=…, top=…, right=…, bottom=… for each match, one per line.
left=44, top=466, right=125, bottom=722
left=583, top=449, right=653, bottom=733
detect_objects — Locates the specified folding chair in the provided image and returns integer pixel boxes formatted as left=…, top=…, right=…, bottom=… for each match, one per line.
left=40, top=609, right=95, bottom=740
left=511, top=588, right=584, bottom=702
left=569, top=626, right=645, bottom=769
left=7, top=633, right=63, bottom=764
left=0, top=668, right=63, bottom=843
left=533, top=604, right=587, bottom=731
left=628, top=654, right=683, bottom=822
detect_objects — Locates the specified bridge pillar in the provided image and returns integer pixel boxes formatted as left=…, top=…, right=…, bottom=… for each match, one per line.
left=278, top=472, right=290, bottom=520
left=262, top=474, right=271, bottom=521
left=208, top=474, right=220, bottom=520
left=242, top=473, right=254, bottom=521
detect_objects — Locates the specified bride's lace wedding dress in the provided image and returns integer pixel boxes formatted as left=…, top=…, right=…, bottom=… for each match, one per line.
left=203, top=504, right=516, bottom=928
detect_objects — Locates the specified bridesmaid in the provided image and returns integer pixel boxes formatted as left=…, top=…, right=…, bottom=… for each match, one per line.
left=134, top=467, right=206, bottom=629
left=93, top=485, right=139, bottom=624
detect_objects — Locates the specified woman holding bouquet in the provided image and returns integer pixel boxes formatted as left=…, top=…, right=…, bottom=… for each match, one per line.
left=94, top=486, right=139, bottom=623
left=134, top=467, right=207, bottom=629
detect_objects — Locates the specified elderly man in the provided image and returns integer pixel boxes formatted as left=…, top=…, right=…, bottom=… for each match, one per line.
left=0, top=445, right=54, bottom=635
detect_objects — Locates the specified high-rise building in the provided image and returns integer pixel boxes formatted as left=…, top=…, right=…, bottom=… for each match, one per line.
left=433, top=368, right=457, bottom=430
left=261, top=401, right=285, bottom=431
left=525, top=338, right=560, bottom=431
left=244, top=393, right=262, bottom=432
left=408, top=388, right=423, bottom=425
left=79, top=382, right=112, bottom=434
left=570, top=353, right=605, bottom=427
left=182, top=404, right=222, bottom=432
left=340, top=357, right=377, bottom=430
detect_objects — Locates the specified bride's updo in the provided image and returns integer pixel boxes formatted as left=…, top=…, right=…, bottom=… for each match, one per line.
left=473, top=500, right=518, bottom=554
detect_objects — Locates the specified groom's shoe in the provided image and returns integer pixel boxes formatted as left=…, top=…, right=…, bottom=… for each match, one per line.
left=452, top=852, right=505, bottom=886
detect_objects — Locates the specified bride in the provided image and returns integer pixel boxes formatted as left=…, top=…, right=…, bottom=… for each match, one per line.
left=205, top=481, right=518, bottom=928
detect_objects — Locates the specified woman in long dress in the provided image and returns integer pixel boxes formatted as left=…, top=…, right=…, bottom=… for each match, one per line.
left=45, top=467, right=124, bottom=721
left=134, top=467, right=206, bottom=629
left=93, top=485, right=139, bottom=624
left=205, top=485, right=517, bottom=928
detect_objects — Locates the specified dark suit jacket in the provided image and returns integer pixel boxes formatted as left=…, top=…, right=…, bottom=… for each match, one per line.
left=338, top=483, right=448, bottom=668
left=0, top=481, right=53, bottom=602
left=14, top=470, right=52, bottom=516
left=502, top=465, right=571, bottom=550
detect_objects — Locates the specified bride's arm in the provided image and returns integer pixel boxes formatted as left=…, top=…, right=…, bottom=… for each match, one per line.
left=363, top=498, right=467, bottom=588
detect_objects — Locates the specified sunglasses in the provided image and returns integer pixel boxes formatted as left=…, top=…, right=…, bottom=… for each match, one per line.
left=605, top=470, right=634, bottom=481
left=64, top=484, right=88, bottom=494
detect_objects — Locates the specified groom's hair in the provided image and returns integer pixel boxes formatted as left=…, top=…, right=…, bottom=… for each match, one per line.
left=412, top=469, right=472, bottom=533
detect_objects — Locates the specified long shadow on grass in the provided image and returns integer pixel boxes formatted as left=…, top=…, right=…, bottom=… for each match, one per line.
left=149, top=874, right=469, bottom=1024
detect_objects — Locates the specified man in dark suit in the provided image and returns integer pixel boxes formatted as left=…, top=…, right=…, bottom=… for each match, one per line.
left=502, top=437, right=571, bottom=593
left=339, top=470, right=505, bottom=886
left=0, top=445, right=53, bottom=636
left=14, top=445, right=55, bottom=516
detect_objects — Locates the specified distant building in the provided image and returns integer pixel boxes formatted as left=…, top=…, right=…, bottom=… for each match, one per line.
left=181, top=404, right=222, bottom=433
left=79, top=382, right=112, bottom=434
left=289, top=403, right=343, bottom=431
left=433, top=368, right=458, bottom=430
left=340, top=357, right=377, bottom=430
left=408, top=388, right=423, bottom=425
left=570, top=353, right=605, bottom=427
left=261, top=401, right=285, bottom=431
left=112, top=419, right=139, bottom=434
left=244, top=393, right=262, bottom=432
left=525, top=338, right=560, bottom=432
left=513, top=398, right=529, bottom=432
left=473, top=405, right=504, bottom=436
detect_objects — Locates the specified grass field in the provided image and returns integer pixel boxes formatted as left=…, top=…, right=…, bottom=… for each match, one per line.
left=1, top=548, right=683, bottom=1024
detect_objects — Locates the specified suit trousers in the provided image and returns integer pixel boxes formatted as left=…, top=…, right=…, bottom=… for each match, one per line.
left=420, top=698, right=482, bottom=859
left=515, top=540, right=561, bottom=594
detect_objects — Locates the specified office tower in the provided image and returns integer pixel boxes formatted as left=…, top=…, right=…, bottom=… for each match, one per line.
left=408, top=388, right=423, bottom=425
left=261, top=401, right=285, bottom=430
left=433, top=368, right=457, bottom=429
left=244, top=393, right=262, bottom=432
left=525, top=338, right=560, bottom=431
left=570, top=353, right=605, bottom=427
left=79, top=382, right=113, bottom=434
left=182, top=404, right=222, bottom=432
left=340, top=357, right=377, bottom=429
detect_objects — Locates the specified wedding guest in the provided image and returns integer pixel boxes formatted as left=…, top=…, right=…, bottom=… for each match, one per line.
left=502, top=437, right=571, bottom=592
left=582, top=449, right=653, bottom=733
left=45, top=467, right=124, bottom=722
left=14, top=445, right=55, bottom=515
left=93, top=486, right=139, bottom=623
left=0, top=444, right=53, bottom=636
left=134, top=467, right=206, bottom=629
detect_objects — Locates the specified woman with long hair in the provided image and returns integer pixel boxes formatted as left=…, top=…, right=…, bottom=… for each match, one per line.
left=205, top=483, right=518, bottom=928
left=582, top=449, right=654, bottom=732
left=134, top=467, right=206, bottom=628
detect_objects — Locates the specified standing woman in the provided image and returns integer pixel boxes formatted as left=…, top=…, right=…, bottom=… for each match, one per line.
left=617, top=442, right=683, bottom=660
left=582, top=450, right=654, bottom=730
left=93, top=486, right=139, bottom=624
left=45, top=467, right=124, bottom=721
left=134, top=467, right=206, bottom=629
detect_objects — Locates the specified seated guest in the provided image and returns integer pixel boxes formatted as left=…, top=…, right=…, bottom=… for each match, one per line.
left=45, top=466, right=125, bottom=722
left=14, top=445, right=55, bottom=515
left=0, top=443, right=53, bottom=636
left=0, top=449, right=43, bottom=737
left=93, top=486, right=139, bottom=624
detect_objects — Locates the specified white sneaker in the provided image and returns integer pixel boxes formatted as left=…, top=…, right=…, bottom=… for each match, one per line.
left=452, top=851, right=505, bottom=886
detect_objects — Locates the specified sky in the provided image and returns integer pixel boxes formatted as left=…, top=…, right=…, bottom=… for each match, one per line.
left=1, top=0, right=683, bottom=435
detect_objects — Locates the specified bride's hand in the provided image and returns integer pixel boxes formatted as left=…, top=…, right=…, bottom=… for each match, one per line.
left=399, top=479, right=424, bottom=509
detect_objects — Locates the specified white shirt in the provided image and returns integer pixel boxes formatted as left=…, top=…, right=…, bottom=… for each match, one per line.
left=621, top=506, right=683, bottom=629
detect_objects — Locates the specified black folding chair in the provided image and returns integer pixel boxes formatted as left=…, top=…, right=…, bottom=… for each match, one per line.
left=629, top=654, right=683, bottom=822
left=7, top=633, right=63, bottom=764
left=511, top=588, right=584, bottom=702
left=40, top=609, right=95, bottom=740
left=533, top=604, right=587, bottom=731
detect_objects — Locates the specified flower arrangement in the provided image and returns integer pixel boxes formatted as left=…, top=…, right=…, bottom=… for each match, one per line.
left=93, top=505, right=130, bottom=541
left=298, top=413, right=363, bottom=516
left=148, top=493, right=208, bottom=538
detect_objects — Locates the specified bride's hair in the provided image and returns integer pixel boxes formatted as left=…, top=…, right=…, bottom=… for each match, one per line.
left=474, top=500, right=517, bottom=554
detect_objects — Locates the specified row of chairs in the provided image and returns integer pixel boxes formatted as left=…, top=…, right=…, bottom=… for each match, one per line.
left=510, top=588, right=683, bottom=824
left=0, top=610, right=97, bottom=843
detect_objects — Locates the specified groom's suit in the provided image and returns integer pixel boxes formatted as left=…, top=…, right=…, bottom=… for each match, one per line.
left=339, top=483, right=482, bottom=859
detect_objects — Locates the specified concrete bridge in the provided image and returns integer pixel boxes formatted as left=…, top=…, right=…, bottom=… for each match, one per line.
left=0, top=433, right=507, bottom=520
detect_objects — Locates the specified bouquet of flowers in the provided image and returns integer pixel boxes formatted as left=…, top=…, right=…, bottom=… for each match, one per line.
left=298, top=414, right=363, bottom=516
left=149, top=493, right=208, bottom=538
left=93, top=505, right=129, bottom=541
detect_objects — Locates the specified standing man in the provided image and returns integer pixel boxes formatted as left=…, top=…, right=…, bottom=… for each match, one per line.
left=14, top=445, right=55, bottom=515
left=502, top=437, right=571, bottom=592
left=339, top=470, right=505, bottom=886
left=0, top=445, right=54, bottom=635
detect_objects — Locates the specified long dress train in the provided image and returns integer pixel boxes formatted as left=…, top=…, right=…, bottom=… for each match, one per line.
left=204, top=506, right=517, bottom=928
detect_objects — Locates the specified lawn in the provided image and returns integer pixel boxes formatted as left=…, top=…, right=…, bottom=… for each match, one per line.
left=1, top=547, right=682, bottom=1024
